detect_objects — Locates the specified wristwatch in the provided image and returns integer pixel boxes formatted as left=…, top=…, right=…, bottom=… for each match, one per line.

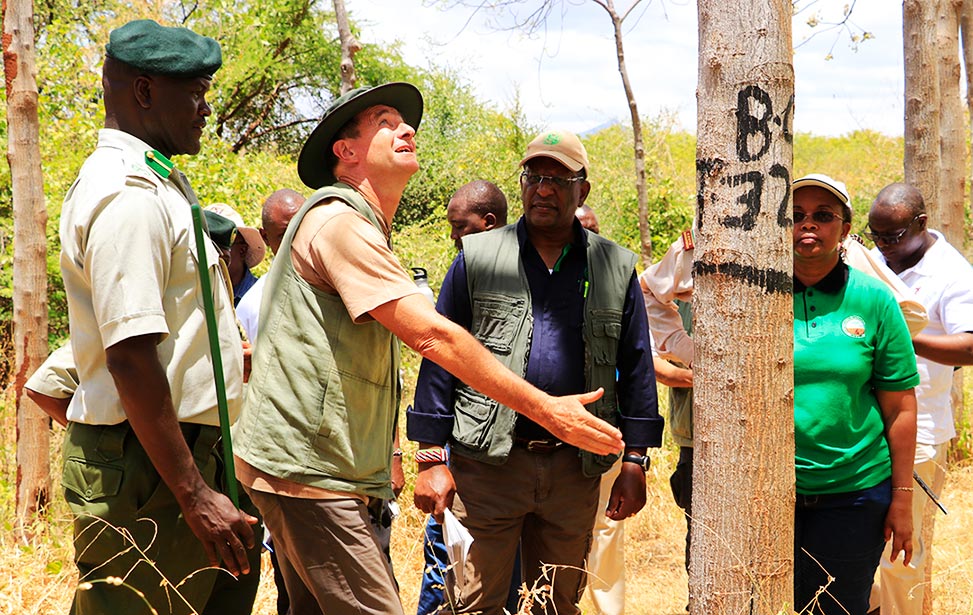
left=622, top=453, right=650, bottom=472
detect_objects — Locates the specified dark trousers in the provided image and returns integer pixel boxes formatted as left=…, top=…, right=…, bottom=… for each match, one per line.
left=794, top=479, right=890, bottom=615
left=669, top=446, right=694, bottom=573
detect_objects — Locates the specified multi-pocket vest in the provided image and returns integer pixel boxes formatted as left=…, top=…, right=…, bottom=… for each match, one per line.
left=452, top=223, right=638, bottom=477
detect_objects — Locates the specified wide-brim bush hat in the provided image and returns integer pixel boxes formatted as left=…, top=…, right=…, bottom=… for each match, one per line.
left=298, top=82, right=423, bottom=189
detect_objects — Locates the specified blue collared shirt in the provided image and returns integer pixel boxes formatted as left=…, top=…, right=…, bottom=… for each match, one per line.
left=407, top=217, right=663, bottom=448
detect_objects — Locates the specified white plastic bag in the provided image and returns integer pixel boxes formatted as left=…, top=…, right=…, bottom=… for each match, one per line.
left=441, top=508, right=474, bottom=587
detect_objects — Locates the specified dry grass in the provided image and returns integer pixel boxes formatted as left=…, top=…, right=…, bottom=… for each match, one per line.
left=4, top=380, right=973, bottom=614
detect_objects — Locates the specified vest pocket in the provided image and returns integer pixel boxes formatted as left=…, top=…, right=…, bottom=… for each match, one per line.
left=588, top=308, right=623, bottom=365
left=452, top=386, right=499, bottom=451
left=471, top=293, right=526, bottom=355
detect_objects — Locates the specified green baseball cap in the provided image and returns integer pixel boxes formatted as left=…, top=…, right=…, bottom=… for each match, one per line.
left=297, top=82, right=423, bottom=189
left=106, top=19, right=222, bottom=78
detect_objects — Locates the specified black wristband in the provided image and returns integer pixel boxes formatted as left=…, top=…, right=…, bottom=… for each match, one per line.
left=622, top=453, right=650, bottom=471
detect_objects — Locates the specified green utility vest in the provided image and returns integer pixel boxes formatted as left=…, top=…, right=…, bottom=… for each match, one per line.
left=234, top=184, right=400, bottom=499
left=669, top=300, right=694, bottom=448
left=453, top=223, right=638, bottom=477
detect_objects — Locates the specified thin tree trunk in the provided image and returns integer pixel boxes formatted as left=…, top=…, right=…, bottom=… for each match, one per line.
left=599, top=0, right=652, bottom=265
left=333, top=0, right=361, bottom=94
left=692, top=2, right=794, bottom=614
left=3, top=0, right=52, bottom=534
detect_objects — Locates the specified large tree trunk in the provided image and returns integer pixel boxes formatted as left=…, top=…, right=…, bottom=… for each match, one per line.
left=904, top=0, right=942, bottom=208
left=905, top=2, right=967, bottom=610
left=936, top=0, right=965, bottom=249
left=333, top=0, right=361, bottom=94
left=3, top=0, right=52, bottom=533
left=692, top=2, right=794, bottom=614
left=963, top=0, right=973, bottom=254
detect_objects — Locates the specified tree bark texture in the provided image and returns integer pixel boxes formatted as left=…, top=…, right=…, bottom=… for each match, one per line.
left=3, top=0, right=52, bottom=532
left=962, top=0, right=973, bottom=253
left=936, top=0, right=965, bottom=249
left=333, top=0, right=361, bottom=94
left=601, top=0, right=652, bottom=265
left=692, top=2, right=794, bottom=614
left=903, top=0, right=943, bottom=214
left=905, top=3, right=967, bottom=610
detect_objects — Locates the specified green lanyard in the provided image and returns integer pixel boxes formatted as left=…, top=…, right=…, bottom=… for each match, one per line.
left=147, top=150, right=239, bottom=508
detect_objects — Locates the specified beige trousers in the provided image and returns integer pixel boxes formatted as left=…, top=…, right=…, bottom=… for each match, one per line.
left=585, top=458, right=626, bottom=615
left=876, top=442, right=948, bottom=615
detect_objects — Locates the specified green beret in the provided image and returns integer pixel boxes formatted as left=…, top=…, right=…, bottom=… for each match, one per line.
left=106, top=19, right=222, bottom=78
left=203, top=210, right=237, bottom=251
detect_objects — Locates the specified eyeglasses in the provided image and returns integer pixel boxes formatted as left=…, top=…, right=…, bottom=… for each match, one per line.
left=793, top=210, right=842, bottom=224
left=520, top=171, right=585, bottom=189
left=863, top=215, right=921, bottom=245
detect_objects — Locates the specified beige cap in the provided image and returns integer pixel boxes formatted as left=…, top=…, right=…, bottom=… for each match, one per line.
left=520, top=130, right=589, bottom=175
left=792, top=173, right=852, bottom=220
left=204, top=203, right=266, bottom=268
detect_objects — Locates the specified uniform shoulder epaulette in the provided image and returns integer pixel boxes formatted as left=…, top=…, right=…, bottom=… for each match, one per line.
left=681, top=228, right=695, bottom=251
left=144, top=149, right=174, bottom=179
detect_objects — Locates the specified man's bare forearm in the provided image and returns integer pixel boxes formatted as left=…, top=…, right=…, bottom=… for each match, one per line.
left=912, top=332, right=973, bottom=366
left=105, top=334, right=208, bottom=504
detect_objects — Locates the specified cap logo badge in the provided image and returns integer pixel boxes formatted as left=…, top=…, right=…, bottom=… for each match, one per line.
left=841, top=315, right=866, bottom=339
left=543, top=133, right=561, bottom=145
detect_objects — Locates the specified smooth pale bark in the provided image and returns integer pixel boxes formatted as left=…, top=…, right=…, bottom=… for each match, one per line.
left=905, top=2, right=967, bottom=611
left=4, top=0, right=52, bottom=532
left=963, top=0, right=973, bottom=251
left=333, top=0, right=361, bottom=94
left=596, top=0, right=653, bottom=265
left=692, top=2, right=794, bottom=614
left=936, top=0, right=965, bottom=248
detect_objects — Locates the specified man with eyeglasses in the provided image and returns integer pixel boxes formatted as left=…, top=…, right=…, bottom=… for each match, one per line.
left=409, top=130, right=663, bottom=615
left=867, top=182, right=973, bottom=615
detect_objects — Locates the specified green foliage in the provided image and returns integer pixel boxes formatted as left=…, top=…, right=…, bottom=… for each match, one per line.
left=793, top=130, right=905, bottom=232
left=396, top=66, right=536, bottom=229
left=0, top=0, right=912, bottom=393
left=583, top=117, right=696, bottom=260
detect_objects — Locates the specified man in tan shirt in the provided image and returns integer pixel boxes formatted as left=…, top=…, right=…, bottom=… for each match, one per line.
left=234, top=83, right=625, bottom=615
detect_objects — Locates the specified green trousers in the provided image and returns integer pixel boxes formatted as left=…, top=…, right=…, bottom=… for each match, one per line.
left=63, top=421, right=262, bottom=615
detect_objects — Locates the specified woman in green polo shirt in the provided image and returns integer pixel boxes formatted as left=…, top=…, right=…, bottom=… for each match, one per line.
left=791, top=174, right=919, bottom=615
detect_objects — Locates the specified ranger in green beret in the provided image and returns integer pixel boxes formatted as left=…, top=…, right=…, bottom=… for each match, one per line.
left=58, top=19, right=261, bottom=615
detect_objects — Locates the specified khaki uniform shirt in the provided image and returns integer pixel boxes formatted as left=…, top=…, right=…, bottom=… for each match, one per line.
left=59, top=129, right=242, bottom=426
left=24, top=342, right=78, bottom=399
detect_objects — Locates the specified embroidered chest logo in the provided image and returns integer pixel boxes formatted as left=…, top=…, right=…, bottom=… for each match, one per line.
left=842, top=315, right=867, bottom=338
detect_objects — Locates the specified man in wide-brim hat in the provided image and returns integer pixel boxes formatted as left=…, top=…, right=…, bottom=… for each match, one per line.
left=234, top=84, right=628, bottom=613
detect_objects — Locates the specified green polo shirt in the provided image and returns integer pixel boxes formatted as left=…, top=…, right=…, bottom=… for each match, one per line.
left=793, top=263, right=919, bottom=495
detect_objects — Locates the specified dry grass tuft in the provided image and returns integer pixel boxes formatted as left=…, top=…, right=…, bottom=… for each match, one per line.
left=4, top=380, right=973, bottom=614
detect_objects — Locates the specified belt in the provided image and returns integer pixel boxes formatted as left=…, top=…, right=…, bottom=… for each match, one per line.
left=513, top=437, right=564, bottom=454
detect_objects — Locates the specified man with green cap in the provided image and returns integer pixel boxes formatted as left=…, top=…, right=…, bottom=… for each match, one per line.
left=234, top=83, right=625, bottom=614
left=58, top=19, right=260, bottom=615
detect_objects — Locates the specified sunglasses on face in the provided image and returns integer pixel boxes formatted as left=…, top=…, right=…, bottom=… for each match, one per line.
left=520, top=171, right=585, bottom=190
left=863, top=215, right=922, bottom=245
left=793, top=210, right=842, bottom=224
